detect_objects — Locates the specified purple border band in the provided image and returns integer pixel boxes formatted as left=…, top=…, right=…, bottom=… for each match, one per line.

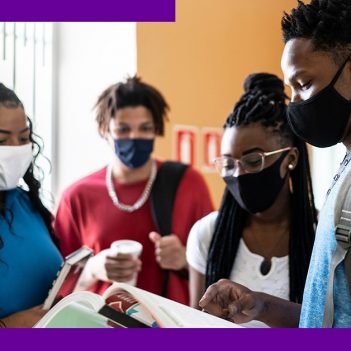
left=0, top=0, right=175, bottom=21
left=2, top=328, right=351, bottom=350
left=0, top=0, right=350, bottom=348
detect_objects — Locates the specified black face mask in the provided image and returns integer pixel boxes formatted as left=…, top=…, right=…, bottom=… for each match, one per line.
left=287, top=57, right=351, bottom=148
left=223, top=152, right=288, bottom=214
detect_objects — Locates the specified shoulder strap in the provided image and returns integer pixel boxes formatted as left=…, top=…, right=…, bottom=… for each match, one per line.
left=323, top=178, right=351, bottom=327
left=150, top=161, right=188, bottom=236
left=150, top=161, right=188, bottom=298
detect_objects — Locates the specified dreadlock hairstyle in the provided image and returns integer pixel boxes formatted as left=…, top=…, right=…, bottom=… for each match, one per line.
left=95, top=76, right=169, bottom=137
left=0, top=83, right=57, bottom=250
left=205, top=73, right=317, bottom=303
left=282, top=0, right=351, bottom=63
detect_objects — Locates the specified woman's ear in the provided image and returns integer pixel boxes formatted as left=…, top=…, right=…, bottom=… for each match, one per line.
left=287, top=147, right=299, bottom=171
left=280, top=146, right=299, bottom=177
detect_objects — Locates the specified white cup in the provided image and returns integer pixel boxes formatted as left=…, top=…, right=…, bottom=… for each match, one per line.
left=110, top=240, right=143, bottom=286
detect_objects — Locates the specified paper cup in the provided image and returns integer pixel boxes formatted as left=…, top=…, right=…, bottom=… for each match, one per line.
left=110, top=240, right=143, bottom=286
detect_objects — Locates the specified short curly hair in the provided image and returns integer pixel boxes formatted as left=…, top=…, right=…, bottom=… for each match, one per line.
left=95, top=76, right=169, bottom=136
left=281, top=0, right=351, bottom=63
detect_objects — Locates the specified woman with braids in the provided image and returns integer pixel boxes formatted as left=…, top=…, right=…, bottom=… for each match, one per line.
left=0, top=83, right=62, bottom=328
left=199, top=0, right=351, bottom=329
left=54, top=76, right=213, bottom=305
left=186, top=73, right=317, bottom=327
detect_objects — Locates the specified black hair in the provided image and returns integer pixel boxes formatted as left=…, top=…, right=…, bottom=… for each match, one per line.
left=0, top=83, right=57, bottom=250
left=282, top=0, right=351, bottom=63
left=205, top=73, right=317, bottom=303
left=95, top=76, right=169, bottom=137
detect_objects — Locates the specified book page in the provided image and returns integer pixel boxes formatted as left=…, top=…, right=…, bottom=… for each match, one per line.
left=104, top=283, right=242, bottom=328
left=104, top=286, right=160, bottom=327
left=36, top=292, right=112, bottom=328
left=42, top=302, right=112, bottom=328
left=37, top=290, right=149, bottom=328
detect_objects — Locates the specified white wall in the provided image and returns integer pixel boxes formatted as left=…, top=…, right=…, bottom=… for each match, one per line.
left=4, top=22, right=344, bottom=212
left=53, top=23, right=137, bottom=199
left=0, top=23, right=55, bottom=206
left=311, top=143, right=347, bottom=210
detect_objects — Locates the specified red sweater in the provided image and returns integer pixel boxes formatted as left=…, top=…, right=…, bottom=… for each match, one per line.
left=54, top=160, right=213, bottom=305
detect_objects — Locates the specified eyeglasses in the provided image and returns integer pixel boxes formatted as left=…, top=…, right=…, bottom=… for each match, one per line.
left=213, top=147, right=291, bottom=177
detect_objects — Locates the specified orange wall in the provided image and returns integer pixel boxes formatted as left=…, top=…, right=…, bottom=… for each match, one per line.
left=137, top=0, right=296, bottom=208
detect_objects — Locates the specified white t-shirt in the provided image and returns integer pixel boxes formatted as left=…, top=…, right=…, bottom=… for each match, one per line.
left=186, top=211, right=290, bottom=328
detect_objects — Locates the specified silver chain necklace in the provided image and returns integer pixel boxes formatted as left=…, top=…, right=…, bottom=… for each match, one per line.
left=106, top=160, right=157, bottom=213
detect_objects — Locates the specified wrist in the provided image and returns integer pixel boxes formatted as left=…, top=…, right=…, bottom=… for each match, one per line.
left=177, top=248, right=188, bottom=271
left=173, top=265, right=189, bottom=280
left=0, top=318, right=7, bottom=328
left=251, top=291, right=269, bottom=322
left=179, top=257, right=188, bottom=271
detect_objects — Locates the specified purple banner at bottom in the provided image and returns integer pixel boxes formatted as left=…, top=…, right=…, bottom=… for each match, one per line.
left=2, top=329, right=351, bottom=351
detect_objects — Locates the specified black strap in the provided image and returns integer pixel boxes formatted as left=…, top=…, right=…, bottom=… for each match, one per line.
left=150, top=161, right=188, bottom=297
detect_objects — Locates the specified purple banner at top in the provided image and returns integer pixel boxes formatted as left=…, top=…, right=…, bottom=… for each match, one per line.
left=0, top=0, right=175, bottom=21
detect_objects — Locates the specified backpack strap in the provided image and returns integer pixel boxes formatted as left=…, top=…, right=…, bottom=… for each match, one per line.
left=150, top=161, right=189, bottom=297
left=151, top=161, right=189, bottom=236
left=323, top=178, right=351, bottom=327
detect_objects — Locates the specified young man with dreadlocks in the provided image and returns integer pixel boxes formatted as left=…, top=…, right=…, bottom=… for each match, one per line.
left=186, top=73, right=316, bottom=327
left=0, top=83, right=62, bottom=328
left=199, top=0, right=351, bottom=328
left=54, top=76, right=213, bottom=305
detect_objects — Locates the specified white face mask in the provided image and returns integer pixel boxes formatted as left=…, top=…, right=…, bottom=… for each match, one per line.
left=0, top=144, right=33, bottom=191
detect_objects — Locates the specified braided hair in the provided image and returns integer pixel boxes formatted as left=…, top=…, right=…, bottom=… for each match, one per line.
left=282, top=0, right=351, bottom=63
left=205, top=73, right=317, bottom=303
left=0, top=83, right=57, bottom=250
left=95, top=76, right=169, bottom=137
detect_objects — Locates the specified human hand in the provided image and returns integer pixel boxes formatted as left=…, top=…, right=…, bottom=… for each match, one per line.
left=2, top=305, right=46, bottom=328
left=149, top=232, right=187, bottom=270
left=199, top=279, right=264, bottom=324
left=86, top=248, right=142, bottom=283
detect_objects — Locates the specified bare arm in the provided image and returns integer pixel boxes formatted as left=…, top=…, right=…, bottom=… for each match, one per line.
left=199, top=279, right=301, bottom=328
left=0, top=306, right=47, bottom=328
left=189, top=265, right=205, bottom=309
left=252, top=292, right=301, bottom=328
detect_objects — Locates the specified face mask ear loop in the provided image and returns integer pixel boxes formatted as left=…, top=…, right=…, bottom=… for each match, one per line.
left=330, top=55, right=351, bottom=87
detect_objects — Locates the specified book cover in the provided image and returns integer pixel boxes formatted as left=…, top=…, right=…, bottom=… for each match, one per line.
left=43, top=246, right=94, bottom=310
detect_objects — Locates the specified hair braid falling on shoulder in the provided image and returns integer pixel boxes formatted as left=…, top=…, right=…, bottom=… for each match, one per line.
left=206, top=73, right=317, bottom=303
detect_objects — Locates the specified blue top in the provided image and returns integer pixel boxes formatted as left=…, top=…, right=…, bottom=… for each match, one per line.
left=299, top=156, right=351, bottom=328
left=0, top=188, right=63, bottom=318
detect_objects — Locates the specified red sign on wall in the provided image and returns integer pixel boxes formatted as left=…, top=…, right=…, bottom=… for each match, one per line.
left=202, top=128, right=222, bottom=171
left=174, top=126, right=197, bottom=166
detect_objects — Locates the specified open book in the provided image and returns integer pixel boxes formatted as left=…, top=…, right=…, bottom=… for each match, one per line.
left=35, top=283, right=241, bottom=328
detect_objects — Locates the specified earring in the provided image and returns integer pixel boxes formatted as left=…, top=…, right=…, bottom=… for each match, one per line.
left=288, top=164, right=294, bottom=170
